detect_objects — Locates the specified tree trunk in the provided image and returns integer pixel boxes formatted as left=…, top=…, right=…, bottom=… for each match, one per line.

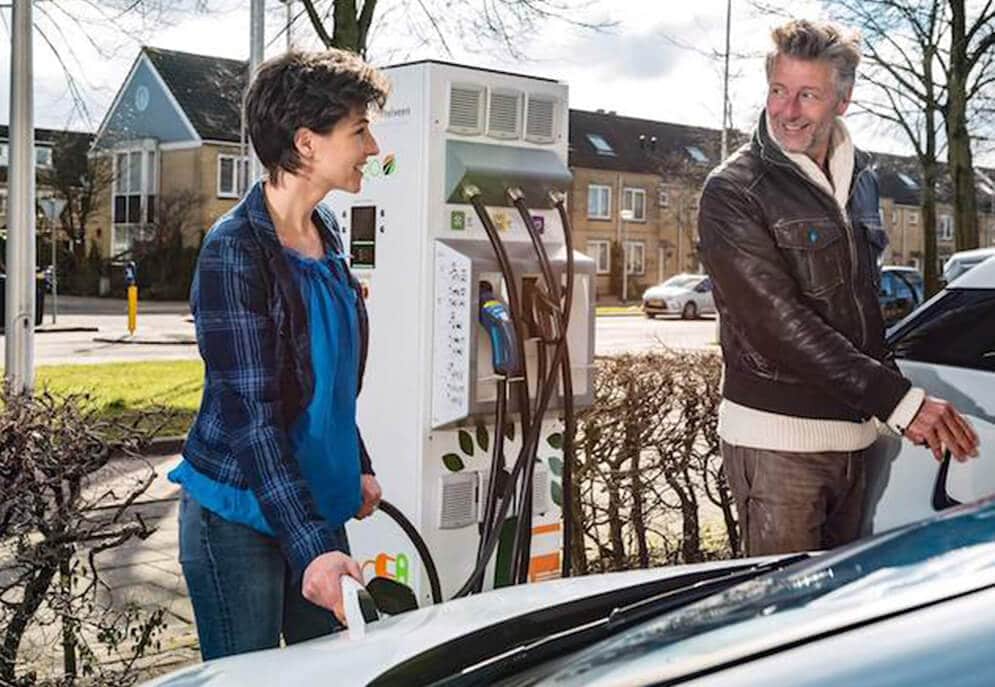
left=60, top=555, right=78, bottom=681
left=332, top=0, right=361, bottom=52
left=922, top=161, right=941, bottom=294
left=947, top=0, right=980, bottom=251
left=1, top=562, right=59, bottom=684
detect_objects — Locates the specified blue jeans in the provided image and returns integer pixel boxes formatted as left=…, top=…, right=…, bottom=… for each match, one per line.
left=178, top=490, right=347, bottom=661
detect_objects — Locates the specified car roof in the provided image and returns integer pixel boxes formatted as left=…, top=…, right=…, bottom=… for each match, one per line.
left=948, top=254, right=995, bottom=289
left=947, top=246, right=995, bottom=260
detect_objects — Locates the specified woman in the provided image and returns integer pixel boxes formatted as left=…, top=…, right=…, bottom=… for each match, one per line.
left=169, top=49, right=389, bottom=661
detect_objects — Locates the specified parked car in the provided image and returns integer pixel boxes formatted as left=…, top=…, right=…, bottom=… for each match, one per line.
left=878, top=265, right=924, bottom=326
left=863, top=253, right=995, bottom=534
left=146, top=496, right=995, bottom=687
left=641, top=274, right=715, bottom=320
left=942, top=246, right=995, bottom=285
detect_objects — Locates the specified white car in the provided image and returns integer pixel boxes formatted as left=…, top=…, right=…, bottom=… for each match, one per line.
left=942, top=246, right=995, bottom=284
left=641, top=274, right=715, bottom=319
left=863, top=254, right=995, bottom=533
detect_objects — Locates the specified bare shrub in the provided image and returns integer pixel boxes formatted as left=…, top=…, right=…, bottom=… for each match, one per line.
left=575, top=349, right=738, bottom=573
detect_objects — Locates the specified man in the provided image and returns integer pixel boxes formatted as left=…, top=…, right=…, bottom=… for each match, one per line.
left=698, top=19, right=979, bottom=556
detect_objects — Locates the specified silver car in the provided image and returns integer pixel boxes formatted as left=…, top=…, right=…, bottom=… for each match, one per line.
left=641, top=274, right=715, bottom=320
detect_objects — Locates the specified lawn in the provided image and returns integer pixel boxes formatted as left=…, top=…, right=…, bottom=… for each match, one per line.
left=35, top=360, right=204, bottom=438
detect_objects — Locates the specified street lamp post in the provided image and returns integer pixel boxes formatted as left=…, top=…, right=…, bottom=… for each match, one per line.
left=7, top=0, right=36, bottom=393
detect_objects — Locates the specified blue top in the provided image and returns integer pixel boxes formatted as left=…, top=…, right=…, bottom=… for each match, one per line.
left=170, top=245, right=363, bottom=536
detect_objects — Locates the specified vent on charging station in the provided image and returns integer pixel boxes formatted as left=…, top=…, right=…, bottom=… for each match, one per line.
left=448, top=84, right=485, bottom=135
left=487, top=89, right=522, bottom=139
left=525, top=95, right=556, bottom=143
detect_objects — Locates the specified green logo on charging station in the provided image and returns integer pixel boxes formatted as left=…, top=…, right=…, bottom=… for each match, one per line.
left=451, top=210, right=466, bottom=231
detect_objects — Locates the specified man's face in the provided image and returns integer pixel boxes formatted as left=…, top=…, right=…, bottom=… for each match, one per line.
left=766, top=54, right=850, bottom=163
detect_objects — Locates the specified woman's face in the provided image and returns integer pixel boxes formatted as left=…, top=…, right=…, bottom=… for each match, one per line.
left=305, top=105, right=380, bottom=193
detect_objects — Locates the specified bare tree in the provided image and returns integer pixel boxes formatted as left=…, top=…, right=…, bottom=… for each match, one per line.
left=298, top=0, right=613, bottom=58
left=43, top=132, right=113, bottom=262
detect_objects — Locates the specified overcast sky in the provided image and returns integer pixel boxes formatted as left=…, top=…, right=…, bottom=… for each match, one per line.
left=0, top=0, right=989, bottom=163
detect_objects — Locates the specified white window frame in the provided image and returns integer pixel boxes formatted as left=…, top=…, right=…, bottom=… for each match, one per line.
left=624, top=240, right=645, bottom=276
left=112, top=147, right=157, bottom=257
left=0, top=144, right=8, bottom=166
left=588, top=239, right=611, bottom=275
left=622, top=187, right=646, bottom=222
left=907, top=209, right=919, bottom=225
left=939, top=214, right=954, bottom=241
left=34, top=145, right=53, bottom=168
left=587, top=184, right=611, bottom=220
left=0, top=189, right=6, bottom=216
left=658, top=186, right=670, bottom=208
left=217, top=153, right=248, bottom=198
left=891, top=209, right=899, bottom=225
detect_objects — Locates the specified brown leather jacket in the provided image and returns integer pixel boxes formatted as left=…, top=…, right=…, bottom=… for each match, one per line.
left=698, top=114, right=910, bottom=424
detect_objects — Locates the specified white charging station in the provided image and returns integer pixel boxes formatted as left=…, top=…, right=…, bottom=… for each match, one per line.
left=332, top=61, right=595, bottom=606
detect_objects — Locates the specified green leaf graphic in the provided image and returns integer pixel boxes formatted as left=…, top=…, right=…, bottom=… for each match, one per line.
left=504, top=422, right=515, bottom=442
left=442, top=453, right=465, bottom=472
left=551, top=480, right=563, bottom=506
left=458, top=430, right=474, bottom=457
left=548, top=457, right=563, bottom=477
left=547, top=433, right=563, bottom=450
left=476, top=424, right=490, bottom=452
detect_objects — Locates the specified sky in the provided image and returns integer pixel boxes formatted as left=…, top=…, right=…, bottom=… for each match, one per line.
left=0, top=0, right=989, bottom=164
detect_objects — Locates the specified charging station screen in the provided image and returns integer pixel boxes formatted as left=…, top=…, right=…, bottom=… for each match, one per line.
left=351, top=205, right=376, bottom=267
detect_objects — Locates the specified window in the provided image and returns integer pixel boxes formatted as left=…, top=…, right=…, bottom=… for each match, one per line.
left=685, top=146, right=709, bottom=164
left=0, top=191, right=6, bottom=216
left=891, top=289, right=995, bottom=372
left=891, top=209, right=899, bottom=225
left=35, top=146, right=52, bottom=167
left=897, top=173, right=919, bottom=190
left=939, top=214, right=954, bottom=241
left=658, top=187, right=670, bottom=208
left=587, top=184, right=611, bottom=219
left=908, top=209, right=919, bottom=225
left=218, top=154, right=248, bottom=198
left=624, top=240, right=645, bottom=276
left=112, top=149, right=157, bottom=256
left=622, top=187, right=646, bottom=221
left=586, top=134, right=616, bottom=157
left=0, top=144, right=7, bottom=166
left=588, top=240, right=611, bottom=275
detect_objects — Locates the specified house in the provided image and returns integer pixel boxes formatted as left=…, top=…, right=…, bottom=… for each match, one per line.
left=0, top=125, right=93, bottom=237
left=568, top=109, right=744, bottom=301
left=874, top=152, right=995, bottom=272
left=89, top=47, right=249, bottom=260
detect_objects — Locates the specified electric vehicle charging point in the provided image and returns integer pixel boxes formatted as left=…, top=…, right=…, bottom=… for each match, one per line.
left=332, top=61, right=595, bottom=608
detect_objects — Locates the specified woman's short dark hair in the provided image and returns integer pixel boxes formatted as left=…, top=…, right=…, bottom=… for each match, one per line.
left=245, top=49, right=389, bottom=182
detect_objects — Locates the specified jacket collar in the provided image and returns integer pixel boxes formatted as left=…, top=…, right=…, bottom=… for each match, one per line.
left=753, top=109, right=872, bottom=190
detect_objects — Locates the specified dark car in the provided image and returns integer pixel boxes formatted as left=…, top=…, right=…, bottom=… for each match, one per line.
left=878, top=265, right=924, bottom=326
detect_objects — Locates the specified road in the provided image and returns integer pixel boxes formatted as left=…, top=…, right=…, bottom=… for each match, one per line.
left=5, top=297, right=718, bottom=366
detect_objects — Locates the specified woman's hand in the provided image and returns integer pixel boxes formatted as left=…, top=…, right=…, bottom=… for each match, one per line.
left=355, top=474, right=382, bottom=519
left=302, top=551, right=362, bottom=624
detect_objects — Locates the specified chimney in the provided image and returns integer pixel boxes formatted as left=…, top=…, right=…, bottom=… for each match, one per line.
left=596, top=108, right=605, bottom=114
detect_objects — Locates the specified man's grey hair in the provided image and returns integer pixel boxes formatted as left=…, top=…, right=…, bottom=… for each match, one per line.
left=765, top=19, right=861, bottom=101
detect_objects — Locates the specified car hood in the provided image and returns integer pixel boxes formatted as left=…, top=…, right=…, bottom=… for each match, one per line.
left=642, top=286, right=690, bottom=300
left=143, top=560, right=753, bottom=687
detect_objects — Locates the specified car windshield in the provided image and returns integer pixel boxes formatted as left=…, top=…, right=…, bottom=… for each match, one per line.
left=660, top=276, right=700, bottom=289
left=517, top=499, right=995, bottom=685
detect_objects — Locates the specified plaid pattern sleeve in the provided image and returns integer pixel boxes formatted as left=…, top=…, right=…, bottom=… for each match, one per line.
left=194, top=230, right=341, bottom=578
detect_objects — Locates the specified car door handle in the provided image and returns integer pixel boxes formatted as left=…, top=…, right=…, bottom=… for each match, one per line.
left=931, top=450, right=962, bottom=511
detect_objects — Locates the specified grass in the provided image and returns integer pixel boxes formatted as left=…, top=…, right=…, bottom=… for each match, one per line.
left=35, top=360, right=204, bottom=438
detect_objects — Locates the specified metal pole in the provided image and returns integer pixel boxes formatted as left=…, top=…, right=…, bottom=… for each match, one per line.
left=7, top=0, right=36, bottom=392
left=51, top=219, right=57, bottom=324
left=249, top=0, right=265, bottom=184
left=721, top=0, right=731, bottom=162
left=286, top=0, right=293, bottom=51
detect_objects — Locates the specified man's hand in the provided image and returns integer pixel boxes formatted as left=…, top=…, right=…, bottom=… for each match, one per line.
left=355, top=474, right=382, bottom=520
left=302, top=551, right=362, bottom=625
left=904, top=396, right=980, bottom=462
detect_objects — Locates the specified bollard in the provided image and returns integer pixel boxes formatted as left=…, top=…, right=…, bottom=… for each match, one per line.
left=125, top=261, right=138, bottom=335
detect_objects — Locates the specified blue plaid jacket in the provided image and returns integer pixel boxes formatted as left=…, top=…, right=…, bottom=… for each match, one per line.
left=182, top=181, right=372, bottom=578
